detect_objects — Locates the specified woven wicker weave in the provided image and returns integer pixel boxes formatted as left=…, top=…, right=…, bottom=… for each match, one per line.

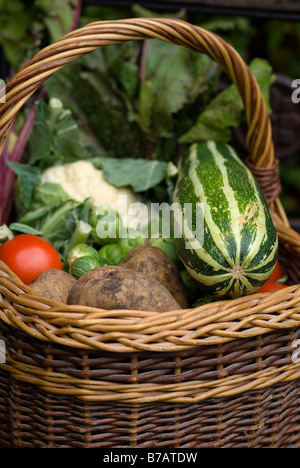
left=0, top=18, right=300, bottom=448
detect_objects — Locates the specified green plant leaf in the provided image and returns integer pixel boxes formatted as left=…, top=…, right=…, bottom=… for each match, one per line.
left=0, top=0, right=33, bottom=66
left=31, top=182, right=69, bottom=209
left=95, top=157, right=168, bottom=193
left=28, top=100, right=54, bottom=165
left=7, top=162, right=41, bottom=208
left=28, top=99, right=88, bottom=169
left=249, top=58, right=276, bottom=114
left=35, top=0, right=77, bottom=42
left=9, top=223, right=43, bottom=236
left=179, top=85, right=241, bottom=144
left=144, top=40, right=196, bottom=138
left=179, top=58, right=276, bottom=145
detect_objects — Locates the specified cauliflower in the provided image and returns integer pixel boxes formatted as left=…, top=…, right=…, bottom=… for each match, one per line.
left=41, top=160, right=143, bottom=227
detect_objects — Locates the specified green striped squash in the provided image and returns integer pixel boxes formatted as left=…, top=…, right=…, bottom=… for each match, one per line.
left=173, top=141, right=278, bottom=299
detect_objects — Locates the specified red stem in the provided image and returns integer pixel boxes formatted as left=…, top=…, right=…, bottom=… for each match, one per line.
left=72, top=0, right=82, bottom=31
left=0, top=89, right=45, bottom=225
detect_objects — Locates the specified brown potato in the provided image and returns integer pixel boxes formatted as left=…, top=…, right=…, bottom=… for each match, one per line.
left=120, top=245, right=190, bottom=308
left=30, top=269, right=76, bottom=303
left=66, top=265, right=181, bottom=312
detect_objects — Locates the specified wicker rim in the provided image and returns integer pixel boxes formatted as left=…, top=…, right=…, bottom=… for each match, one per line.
left=0, top=18, right=300, bottom=353
left=1, top=261, right=300, bottom=353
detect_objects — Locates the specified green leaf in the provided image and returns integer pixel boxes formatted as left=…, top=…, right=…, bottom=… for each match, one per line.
left=179, top=85, right=241, bottom=144
left=32, top=182, right=69, bottom=209
left=28, top=99, right=88, bottom=169
left=179, top=58, right=275, bottom=145
left=19, top=201, right=71, bottom=227
left=7, top=162, right=41, bottom=208
left=55, top=110, right=89, bottom=161
left=18, top=196, right=94, bottom=268
left=44, top=199, right=94, bottom=268
left=0, top=19, right=29, bottom=41
left=249, top=58, right=276, bottom=114
left=108, top=42, right=140, bottom=99
left=96, top=158, right=168, bottom=193
left=46, top=51, right=143, bottom=159
left=35, top=0, right=77, bottom=42
left=0, top=0, right=33, bottom=66
left=140, top=40, right=218, bottom=143
left=28, top=100, right=53, bottom=165
left=144, top=40, right=195, bottom=137
left=9, top=223, right=43, bottom=236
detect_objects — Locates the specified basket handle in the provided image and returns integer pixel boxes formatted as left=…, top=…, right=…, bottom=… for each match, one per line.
left=0, top=17, right=274, bottom=168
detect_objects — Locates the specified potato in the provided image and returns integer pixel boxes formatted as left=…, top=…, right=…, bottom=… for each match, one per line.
left=30, top=269, right=76, bottom=303
left=66, top=265, right=181, bottom=312
left=120, top=245, right=190, bottom=308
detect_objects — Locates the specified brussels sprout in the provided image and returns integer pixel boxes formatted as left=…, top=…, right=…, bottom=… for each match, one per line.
left=98, top=243, right=127, bottom=266
left=90, top=204, right=123, bottom=246
left=67, top=243, right=99, bottom=268
left=150, top=237, right=182, bottom=268
left=180, top=270, right=199, bottom=302
left=70, top=256, right=100, bottom=279
left=119, top=227, right=145, bottom=254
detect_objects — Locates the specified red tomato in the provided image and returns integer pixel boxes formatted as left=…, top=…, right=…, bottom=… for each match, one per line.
left=257, top=261, right=288, bottom=293
left=0, top=234, right=62, bottom=285
left=258, top=283, right=289, bottom=293
left=267, top=261, right=284, bottom=284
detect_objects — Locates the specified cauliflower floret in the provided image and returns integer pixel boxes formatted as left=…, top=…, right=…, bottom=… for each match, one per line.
left=41, top=160, right=144, bottom=227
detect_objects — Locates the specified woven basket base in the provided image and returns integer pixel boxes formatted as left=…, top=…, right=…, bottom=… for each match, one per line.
left=0, top=373, right=299, bottom=448
left=0, top=320, right=299, bottom=448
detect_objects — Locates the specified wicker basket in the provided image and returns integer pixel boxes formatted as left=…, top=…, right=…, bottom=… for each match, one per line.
left=1, top=18, right=300, bottom=449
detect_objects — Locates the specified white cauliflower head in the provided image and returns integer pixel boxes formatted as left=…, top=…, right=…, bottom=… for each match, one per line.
left=41, top=160, right=144, bottom=227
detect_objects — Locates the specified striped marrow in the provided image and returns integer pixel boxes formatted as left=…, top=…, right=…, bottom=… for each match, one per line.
left=173, top=141, right=278, bottom=299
